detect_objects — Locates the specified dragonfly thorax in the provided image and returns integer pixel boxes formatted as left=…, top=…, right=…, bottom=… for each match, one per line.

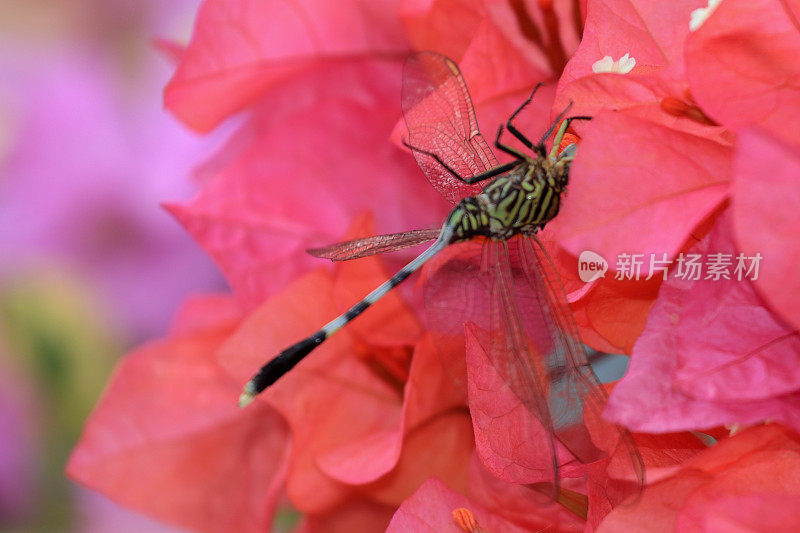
left=446, top=157, right=570, bottom=242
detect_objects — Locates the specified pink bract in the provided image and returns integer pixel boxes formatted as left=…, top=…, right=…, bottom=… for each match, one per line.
left=66, top=295, right=291, bottom=533
left=557, top=111, right=730, bottom=270
left=215, top=223, right=472, bottom=514
left=606, top=210, right=800, bottom=434
left=599, top=425, right=800, bottom=532
left=732, top=129, right=800, bottom=331
left=685, top=0, right=800, bottom=148
left=165, top=0, right=409, bottom=131
left=69, top=0, right=800, bottom=531
left=386, top=477, right=529, bottom=533
left=167, top=61, right=448, bottom=311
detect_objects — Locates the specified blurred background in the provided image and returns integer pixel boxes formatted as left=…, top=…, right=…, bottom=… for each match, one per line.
left=0, top=1, right=225, bottom=530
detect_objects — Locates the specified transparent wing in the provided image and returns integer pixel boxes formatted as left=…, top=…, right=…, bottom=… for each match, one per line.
left=423, top=239, right=559, bottom=495
left=402, top=51, right=498, bottom=204
left=307, top=228, right=440, bottom=261
left=424, top=237, right=644, bottom=505
left=518, top=236, right=645, bottom=505
left=487, top=239, right=561, bottom=496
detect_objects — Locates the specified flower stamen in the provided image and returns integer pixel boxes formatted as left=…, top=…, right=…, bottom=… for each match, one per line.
left=690, top=0, right=724, bottom=31
left=452, top=507, right=487, bottom=533
left=591, top=53, right=636, bottom=74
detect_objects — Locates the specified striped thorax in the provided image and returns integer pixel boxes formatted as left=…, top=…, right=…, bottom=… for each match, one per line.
left=447, top=151, right=572, bottom=242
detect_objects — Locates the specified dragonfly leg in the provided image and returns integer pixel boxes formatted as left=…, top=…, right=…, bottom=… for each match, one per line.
left=506, top=82, right=544, bottom=154
left=462, top=160, right=521, bottom=184
left=403, top=137, right=520, bottom=185
left=494, top=124, right=529, bottom=160
left=402, top=138, right=462, bottom=179
left=538, top=101, right=575, bottom=148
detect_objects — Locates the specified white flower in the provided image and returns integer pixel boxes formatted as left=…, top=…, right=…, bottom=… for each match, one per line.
left=690, top=0, right=723, bottom=31
left=591, top=53, right=636, bottom=74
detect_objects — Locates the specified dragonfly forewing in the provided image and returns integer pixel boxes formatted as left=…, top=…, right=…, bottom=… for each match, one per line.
left=402, top=52, right=497, bottom=204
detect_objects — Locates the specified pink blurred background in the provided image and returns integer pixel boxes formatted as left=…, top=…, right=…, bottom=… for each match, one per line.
left=0, top=0, right=226, bottom=530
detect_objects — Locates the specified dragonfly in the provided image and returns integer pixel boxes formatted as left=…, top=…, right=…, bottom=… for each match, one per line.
left=239, top=51, right=643, bottom=504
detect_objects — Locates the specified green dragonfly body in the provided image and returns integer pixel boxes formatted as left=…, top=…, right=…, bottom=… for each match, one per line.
left=238, top=52, right=643, bottom=508
left=238, top=107, right=578, bottom=407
